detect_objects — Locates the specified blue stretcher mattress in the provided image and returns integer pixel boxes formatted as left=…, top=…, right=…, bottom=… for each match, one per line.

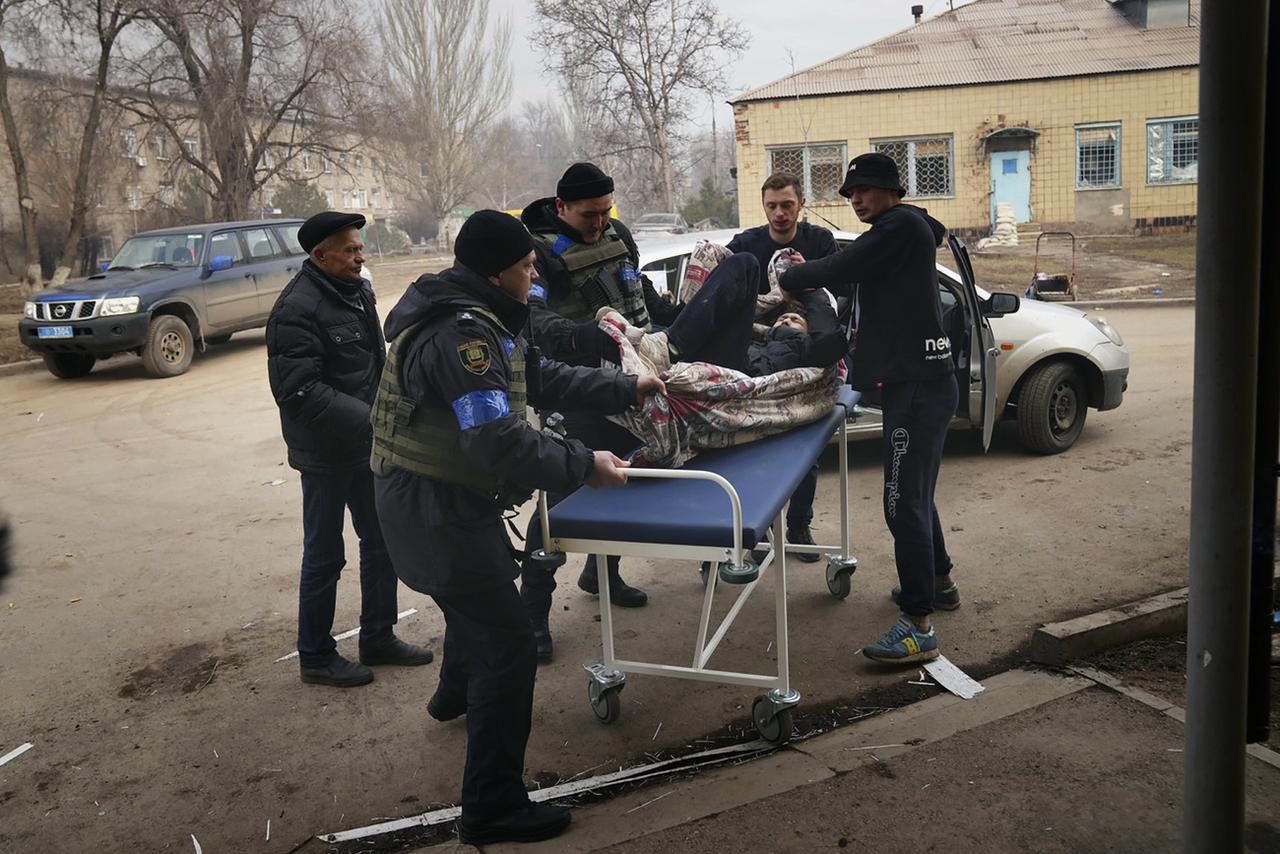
left=548, top=386, right=860, bottom=550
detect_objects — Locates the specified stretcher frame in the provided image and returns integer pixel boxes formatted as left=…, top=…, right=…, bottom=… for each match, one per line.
left=536, top=402, right=858, bottom=743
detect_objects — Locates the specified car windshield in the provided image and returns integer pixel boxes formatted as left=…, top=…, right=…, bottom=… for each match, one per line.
left=109, top=233, right=205, bottom=269
left=637, top=214, right=679, bottom=226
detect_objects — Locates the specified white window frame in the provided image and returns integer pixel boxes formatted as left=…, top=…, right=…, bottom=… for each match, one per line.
left=765, top=142, right=848, bottom=204
left=871, top=135, right=955, bottom=199
left=150, top=135, right=169, bottom=161
left=183, top=136, right=200, bottom=159
left=120, top=128, right=138, bottom=158
left=1075, top=122, right=1123, bottom=190
left=1146, top=115, right=1198, bottom=186
left=125, top=185, right=141, bottom=210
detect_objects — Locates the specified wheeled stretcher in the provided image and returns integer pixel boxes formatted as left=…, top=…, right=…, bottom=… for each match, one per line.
left=536, top=386, right=861, bottom=744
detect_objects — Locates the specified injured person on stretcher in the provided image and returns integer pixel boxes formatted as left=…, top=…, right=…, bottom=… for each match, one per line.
left=586, top=245, right=849, bottom=469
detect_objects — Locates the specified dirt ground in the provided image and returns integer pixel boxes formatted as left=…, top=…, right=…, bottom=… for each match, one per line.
left=949, top=231, right=1197, bottom=301
left=0, top=297, right=1199, bottom=852
left=1089, top=632, right=1280, bottom=753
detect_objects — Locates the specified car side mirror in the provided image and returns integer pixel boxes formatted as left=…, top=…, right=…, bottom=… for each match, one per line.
left=209, top=255, right=234, bottom=272
left=983, top=292, right=1020, bottom=317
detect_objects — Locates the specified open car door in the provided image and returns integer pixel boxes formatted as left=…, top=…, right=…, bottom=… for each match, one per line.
left=946, top=236, right=998, bottom=451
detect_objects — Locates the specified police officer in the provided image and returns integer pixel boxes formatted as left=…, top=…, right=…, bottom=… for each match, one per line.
left=266, top=211, right=434, bottom=687
left=728, top=171, right=843, bottom=562
left=516, top=162, right=681, bottom=657
left=779, top=153, right=959, bottom=665
left=372, top=210, right=663, bottom=845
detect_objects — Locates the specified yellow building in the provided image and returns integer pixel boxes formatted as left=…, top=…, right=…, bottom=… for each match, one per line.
left=730, top=0, right=1200, bottom=238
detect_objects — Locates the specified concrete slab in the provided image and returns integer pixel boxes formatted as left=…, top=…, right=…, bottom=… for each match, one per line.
left=1031, top=587, right=1188, bottom=666
left=441, top=750, right=833, bottom=854
left=794, top=668, right=1091, bottom=773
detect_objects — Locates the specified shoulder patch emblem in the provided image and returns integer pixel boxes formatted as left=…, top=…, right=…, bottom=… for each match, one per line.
left=458, top=338, right=491, bottom=375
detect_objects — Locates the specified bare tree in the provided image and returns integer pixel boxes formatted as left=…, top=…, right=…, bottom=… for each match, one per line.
left=377, top=0, right=511, bottom=235
left=117, top=0, right=373, bottom=221
left=0, top=0, right=43, bottom=290
left=532, top=0, right=747, bottom=211
left=48, top=0, right=136, bottom=285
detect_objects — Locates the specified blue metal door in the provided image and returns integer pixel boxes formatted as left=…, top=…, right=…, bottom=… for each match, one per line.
left=990, top=151, right=1032, bottom=224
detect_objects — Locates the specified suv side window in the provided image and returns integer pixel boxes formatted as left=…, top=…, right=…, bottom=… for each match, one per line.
left=242, top=227, right=280, bottom=261
left=209, top=231, right=245, bottom=266
left=274, top=223, right=305, bottom=256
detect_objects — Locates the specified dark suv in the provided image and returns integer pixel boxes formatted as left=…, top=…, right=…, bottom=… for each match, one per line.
left=19, top=218, right=307, bottom=379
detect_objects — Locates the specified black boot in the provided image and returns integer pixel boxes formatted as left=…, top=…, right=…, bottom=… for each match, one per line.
left=530, top=611, right=554, bottom=662
left=577, top=556, right=648, bottom=608
left=427, top=690, right=466, bottom=722
left=458, top=803, right=571, bottom=845
left=359, top=636, right=435, bottom=666
left=786, top=525, right=822, bottom=563
left=300, top=654, right=374, bottom=687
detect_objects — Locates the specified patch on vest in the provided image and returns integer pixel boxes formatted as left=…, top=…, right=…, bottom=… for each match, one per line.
left=457, top=339, right=491, bottom=375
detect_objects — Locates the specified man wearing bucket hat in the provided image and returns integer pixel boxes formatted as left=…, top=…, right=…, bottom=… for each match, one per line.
left=779, top=152, right=960, bottom=666
left=372, top=209, right=663, bottom=845
left=267, top=211, right=435, bottom=688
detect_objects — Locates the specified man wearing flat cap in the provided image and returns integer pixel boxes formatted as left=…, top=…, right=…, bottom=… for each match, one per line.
left=266, top=211, right=434, bottom=687
left=372, top=209, right=662, bottom=845
left=779, top=152, right=959, bottom=667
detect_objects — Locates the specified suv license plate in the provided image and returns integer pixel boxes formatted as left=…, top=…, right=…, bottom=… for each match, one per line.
left=38, top=325, right=73, bottom=339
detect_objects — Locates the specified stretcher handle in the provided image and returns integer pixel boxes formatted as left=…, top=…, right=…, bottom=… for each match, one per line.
left=537, top=468, right=746, bottom=564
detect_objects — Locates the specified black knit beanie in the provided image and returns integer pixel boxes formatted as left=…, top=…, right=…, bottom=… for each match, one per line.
left=556, top=162, right=614, bottom=201
left=454, top=210, right=535, bottom=278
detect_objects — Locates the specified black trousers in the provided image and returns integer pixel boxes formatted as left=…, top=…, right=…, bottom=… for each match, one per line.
left=880, top=374, right=958, bottom=618
left=297, top=467, right=398, bottom=667
left=664, top=253, right=761, bottom=374
left=520, top=414, right=639, bottom=618
left=430, top=583, right=536, bottom=822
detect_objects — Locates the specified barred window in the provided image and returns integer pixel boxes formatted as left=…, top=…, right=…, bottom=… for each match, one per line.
left=767, top=143, right=847, bottom=203
left=1076, top=123, right=1121, bottom=189
left=872, top=136, right=953, bottom=198
left=1147, top=117, right=1198, bottom=185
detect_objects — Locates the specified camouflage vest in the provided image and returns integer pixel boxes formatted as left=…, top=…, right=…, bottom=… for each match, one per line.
left=533, top=229, right=651, bottom=330
left=370, top=307, right=530, bottom=508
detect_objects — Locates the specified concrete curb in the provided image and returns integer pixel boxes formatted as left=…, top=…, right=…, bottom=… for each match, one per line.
left=1068, top=664, right=1280, bottom=773
left=0, top=357, right=40, bottom=377
left=1076, top=297, right=1195, bottom=309
left=1030, top=587, right=1188, bottom=667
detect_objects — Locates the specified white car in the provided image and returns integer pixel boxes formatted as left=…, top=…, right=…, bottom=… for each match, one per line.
left=634, top=228, right=1130, bottom=454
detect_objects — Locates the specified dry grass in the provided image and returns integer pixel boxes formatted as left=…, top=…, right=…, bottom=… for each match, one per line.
left=1078, top=232, right=1196, bottom=270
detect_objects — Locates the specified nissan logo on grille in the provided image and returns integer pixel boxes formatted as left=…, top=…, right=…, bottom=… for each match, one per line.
left=52, top=303, right=69, bottom=319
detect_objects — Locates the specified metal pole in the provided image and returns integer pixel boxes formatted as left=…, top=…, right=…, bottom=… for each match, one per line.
left=1246, top=0, right=1279, bottom=745
left=1184, top=0, right=1269, bottom=850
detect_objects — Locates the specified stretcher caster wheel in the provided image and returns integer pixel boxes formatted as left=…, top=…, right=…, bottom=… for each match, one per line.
left=752, top=695, right=794, bottom=745
left=588, top=682, right=622, bottom=724
left=825, top=556, right=858, bottom=600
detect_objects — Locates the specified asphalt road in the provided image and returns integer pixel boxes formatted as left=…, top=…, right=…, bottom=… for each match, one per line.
left=0, top=297, right=1193, bottom=852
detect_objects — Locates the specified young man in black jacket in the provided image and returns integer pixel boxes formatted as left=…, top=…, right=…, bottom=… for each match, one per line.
left=266, top=212, right=434, bottom=688
left=729, top=172, right=843, bottom=559
left=372, top=210, right=662, bottom=845
left=780, top=153, right=959, bottom=666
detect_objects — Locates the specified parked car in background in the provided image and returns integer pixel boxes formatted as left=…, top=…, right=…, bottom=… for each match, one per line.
left=632, top=212, right=690, bottom=235
left=634, top=228, right=1129, bottom=454
left=19, top=219, right=309, bottom=379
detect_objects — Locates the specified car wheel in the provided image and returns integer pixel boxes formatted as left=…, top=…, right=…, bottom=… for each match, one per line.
left=141, top=315, right=194, bottom=378
left=1016, top=361, right=1088, bottom=454
left=205, top=333, right=232, bottom=345
left=42, top=353, right=95, bottom=379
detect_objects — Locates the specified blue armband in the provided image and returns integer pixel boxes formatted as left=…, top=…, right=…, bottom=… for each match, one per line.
left=452, top=389, right=510, bottom=429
